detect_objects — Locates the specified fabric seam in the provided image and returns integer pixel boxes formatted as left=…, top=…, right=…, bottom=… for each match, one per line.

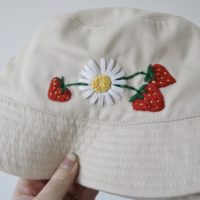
left=56, top=12, right=179, bottom=30
left=0, top=92, right=200, bottom=126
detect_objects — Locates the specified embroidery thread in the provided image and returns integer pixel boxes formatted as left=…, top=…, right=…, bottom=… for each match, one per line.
left=131, top=83, right=165, bottom=112
left=47, top=59, right=176, bottom=112
left=78, top=59, right=127, bottom=106
left=48, top=77, right=87, bottom=102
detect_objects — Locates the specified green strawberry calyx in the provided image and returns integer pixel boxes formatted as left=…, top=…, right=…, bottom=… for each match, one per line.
left=144, top=64, right=155, bottom=83
left=129, top=84, right=147, bottom=102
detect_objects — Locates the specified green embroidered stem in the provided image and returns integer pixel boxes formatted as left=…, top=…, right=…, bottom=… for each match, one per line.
left=113, top=84, right=140, bottom=93
left=59, top=76, right=88, bottom=93
left=60, top=76, right=88, bottom=88
left=64, top=82, right=88, bottom=87
left=116, top=64, right=155, bottom=83
left=57, top=63, right=154, bottom=96
left=60, top=82, right=88, bottom=93
left=116, top=71, right=148, bottom=80
left=114, top=83, right=147, bottom=102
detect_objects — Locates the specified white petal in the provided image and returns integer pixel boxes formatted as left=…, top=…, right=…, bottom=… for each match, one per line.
left=111, top=70, right=125, bottom=80
left=104, top=93, right=114, bottom=105
left=82, top=90, right=94, bottom=99
left=78, top=85, right=91, bottom=91
left=83, top=64, right=98, bottom=76
left=97, top=93, right=104, bottom=107
left=111, top=85, right=124, bottom=95
left=108, top=64, right=121, bottom=76
left=112, top=79, right=127, bottom=85
left=81, top=70, right=94, bottom=80
left=89, top=93, right=99, bottom=105
left=79, top=78, right=90, bottom=84
left=106, top=59, right=114, bottom=74
left=88, top=60, right=100, bottom=74
left=108, top=89, right=121, bottom=102
left=100, top=58, right=106, bottom=74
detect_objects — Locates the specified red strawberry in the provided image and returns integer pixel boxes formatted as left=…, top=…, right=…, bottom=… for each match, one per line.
left=130, top=83, right=165, bottom=112
left=48, top=77, right=71, bottom=102
left=145, top=64, right=176, bottom=88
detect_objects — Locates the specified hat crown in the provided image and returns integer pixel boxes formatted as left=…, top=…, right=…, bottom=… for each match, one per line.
left=0, top=7, right=199, bottom=124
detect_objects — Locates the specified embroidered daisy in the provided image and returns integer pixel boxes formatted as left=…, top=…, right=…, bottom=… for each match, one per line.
left=78, top=58, right=127, bottom=106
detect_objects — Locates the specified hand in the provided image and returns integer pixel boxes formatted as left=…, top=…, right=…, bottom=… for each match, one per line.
left=12, top=153, right=98, bottom=200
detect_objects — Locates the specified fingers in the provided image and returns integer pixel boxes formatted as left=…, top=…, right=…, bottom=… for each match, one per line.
left=12, top=179, right=47, bottom=200
left=64, top=184, right=99, bottom=200
left=35, top=153, right=78, bottom=200
left=74, top=186, right=98, bottom=200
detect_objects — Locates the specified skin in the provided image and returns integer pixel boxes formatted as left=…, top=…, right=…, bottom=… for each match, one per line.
left=12, top=154, right=98, bottom=200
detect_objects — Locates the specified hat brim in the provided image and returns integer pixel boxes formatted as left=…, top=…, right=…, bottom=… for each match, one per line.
left=0, top=93, right=200, bottom=198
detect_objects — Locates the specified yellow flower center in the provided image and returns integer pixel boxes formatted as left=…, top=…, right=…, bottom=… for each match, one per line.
left=91, top=75, right=112, bottom=93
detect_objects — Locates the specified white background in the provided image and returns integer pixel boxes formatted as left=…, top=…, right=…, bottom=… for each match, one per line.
left=0, top=0, right=200, bottom=200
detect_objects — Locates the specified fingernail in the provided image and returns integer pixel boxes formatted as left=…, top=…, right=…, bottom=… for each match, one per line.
left=61, top=153, right=77, bottom=170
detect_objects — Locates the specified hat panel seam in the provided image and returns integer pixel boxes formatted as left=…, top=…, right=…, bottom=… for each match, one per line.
left=0, top=92, right=200, bottom=126
left=57, top=10, right=179, bottom=30
left=1, top=98, right=199, bottom=131
left=81, top=165, right=199, bottom=179
left=1, top=154, right=200, bottom=188
left=80, top=158, right=197, bottom=170
left=1, top=107, right=198, bottom=140
left=79, top=173, right=200, bottom=189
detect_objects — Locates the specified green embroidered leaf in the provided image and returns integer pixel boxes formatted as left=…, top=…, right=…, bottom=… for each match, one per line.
left=144, top=64, right=155, bottom=83
left=129, top=93, right=139, bottom=102
left=139, top=84, right=147, bottom=93
left=129, top=84, right=147, bottom=102
left=147, top=64, right=153, bottom=74
left=61, top=88, right=65, bottom=94
left=60, top=76, right=65, bottom=88
left=144, top=76, right=150, bottom=82
left=129, top=93, right=144, bottom=102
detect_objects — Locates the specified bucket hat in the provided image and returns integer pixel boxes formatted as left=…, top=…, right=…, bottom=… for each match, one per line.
left=0, top=7, right=200, bottom=199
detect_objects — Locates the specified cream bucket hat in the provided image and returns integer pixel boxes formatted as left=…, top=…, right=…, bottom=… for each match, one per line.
left=0, top=7, right=200, bottom=199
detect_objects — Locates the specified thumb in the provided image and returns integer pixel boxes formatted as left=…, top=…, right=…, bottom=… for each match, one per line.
left=35, top=153, right=78, bottom=200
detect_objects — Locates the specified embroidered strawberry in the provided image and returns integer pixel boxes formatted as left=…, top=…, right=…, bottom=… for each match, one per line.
left=129, top=83, right=165, bottom=112
left=48, top=76, right=71, bottom=102
left=144, top=64, right=176, bottom=88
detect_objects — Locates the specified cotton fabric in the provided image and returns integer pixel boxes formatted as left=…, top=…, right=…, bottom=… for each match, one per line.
left=0, top=7, right=200, bottom=199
